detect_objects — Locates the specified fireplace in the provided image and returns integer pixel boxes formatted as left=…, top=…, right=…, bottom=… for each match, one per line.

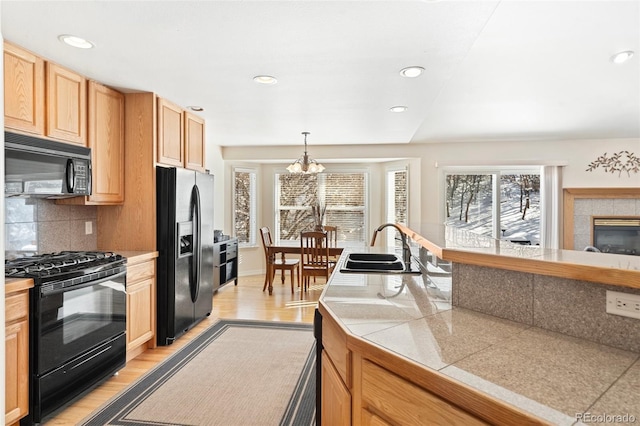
left=593, top=217, right=640, bottom=255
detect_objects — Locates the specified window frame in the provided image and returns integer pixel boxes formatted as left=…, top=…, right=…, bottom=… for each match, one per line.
left=441, top=165, right=545, bottom=245
left=232, top=166, right=257, bottom=247
left=274, top=167, right=369, bottom=244
left=384, top=165, right=409, bottom=247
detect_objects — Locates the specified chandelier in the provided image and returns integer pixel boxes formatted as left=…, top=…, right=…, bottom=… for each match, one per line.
left=286, top=131, right=325, bottom=174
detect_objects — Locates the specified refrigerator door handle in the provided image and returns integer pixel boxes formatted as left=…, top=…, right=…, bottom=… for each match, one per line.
left=190, top=184, right=202, bottom=302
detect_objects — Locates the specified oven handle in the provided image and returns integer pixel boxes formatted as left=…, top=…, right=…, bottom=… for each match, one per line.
left=40, top=269, right=126, bottom=297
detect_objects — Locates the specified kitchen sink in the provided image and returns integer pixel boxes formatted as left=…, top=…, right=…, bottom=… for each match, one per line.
left=340, top=253, right=422, bottom=275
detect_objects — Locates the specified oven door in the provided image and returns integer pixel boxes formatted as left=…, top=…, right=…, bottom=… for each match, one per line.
left=36, top=269, right=126, bottom=375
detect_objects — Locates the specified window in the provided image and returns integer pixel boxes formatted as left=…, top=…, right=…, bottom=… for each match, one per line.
left=444, top=169, right=542, bottom=245
left=233, top=168, right=257, bottom=246
left=385, top=168, right=408, bottom=246
left=275, top=171, right=367, bottom=244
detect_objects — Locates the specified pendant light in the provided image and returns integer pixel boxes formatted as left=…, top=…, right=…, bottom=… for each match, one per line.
left=286, top=132, right=325, bottom=174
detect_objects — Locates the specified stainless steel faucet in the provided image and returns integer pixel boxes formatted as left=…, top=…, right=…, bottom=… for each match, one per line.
left=370, top=223, right=412, bottom=271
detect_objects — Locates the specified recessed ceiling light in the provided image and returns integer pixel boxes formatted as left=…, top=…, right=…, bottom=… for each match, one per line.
left=58, top=34, right=94, bottom=49
left=399, top=66, right=425, bottom=78
left=187, top=106, right=204, bottom=112
left=390, top=106, right=408, bottom=113
left=611, top=50, right=634, bottom=64
left=253, top=75, right=278, bottom=85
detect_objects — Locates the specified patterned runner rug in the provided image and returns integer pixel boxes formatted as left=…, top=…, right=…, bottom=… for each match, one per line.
left=80, top=319, right=316, bottom=426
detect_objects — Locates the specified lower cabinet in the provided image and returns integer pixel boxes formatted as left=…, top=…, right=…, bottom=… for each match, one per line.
left=321, top=351, right=351, bottom=424
left=126, top=257, right=156, bottom=360
left=5, top=289, right=29, bottom=426
left=321, top=311, right=488, bottom=426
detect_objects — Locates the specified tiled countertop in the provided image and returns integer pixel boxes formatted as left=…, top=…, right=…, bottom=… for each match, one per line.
left=398, top=223, right=640, bottom=289
left=319, top=248, right=640, bottom=425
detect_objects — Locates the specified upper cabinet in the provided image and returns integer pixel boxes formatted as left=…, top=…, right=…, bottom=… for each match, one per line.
left=3, top=42, right=87, bottom=146
left=46, top=62, right=87, bottom=146
left=86, top=81, right=125, bottom=204
left=157, top=97, right=184, bottom=167
left=157, top=97, right=206, bottom=171
left=3, top=42, right=45, bottom=135
left=184, top=112, right=206, bottom=172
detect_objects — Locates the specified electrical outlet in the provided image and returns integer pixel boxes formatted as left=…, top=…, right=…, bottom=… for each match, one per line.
left=606, top=290, right=640, bottom=320
left=85, top=221, right=93, bottom=235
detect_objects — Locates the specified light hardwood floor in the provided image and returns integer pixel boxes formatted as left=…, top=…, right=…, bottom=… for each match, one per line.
left=43, top=273, right=324, bottom=426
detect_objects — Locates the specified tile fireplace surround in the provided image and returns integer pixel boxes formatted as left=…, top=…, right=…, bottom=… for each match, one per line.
left=563, top=188, right=640, bottom=251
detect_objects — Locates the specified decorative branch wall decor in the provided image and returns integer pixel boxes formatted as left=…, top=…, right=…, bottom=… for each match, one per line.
left=586, top=150, right=640, bottom=177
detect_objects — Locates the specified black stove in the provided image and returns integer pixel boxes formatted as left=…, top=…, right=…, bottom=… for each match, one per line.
left=5, top=250, right=126, bottom=283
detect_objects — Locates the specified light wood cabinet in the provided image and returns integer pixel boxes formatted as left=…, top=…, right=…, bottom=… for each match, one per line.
left=3, top=41, right=45, bottom=135
left=58, top=81, right=125, bottom=206
left=359, top=359, right=487, bottom=425
left=157, top=97, right=206, bottom=171
left=46, top=62, right=87, bottom=146
left=184, top=112, right=206, bottom=172
left=126, top=257, right=156, bottom=361
left=86, top=82, right=125, bottom=204
left=5, top=289, right=30, bottom=426
left=157, top=97, right=184, bottom=167
left=321, top=311, right=488, bottom=426
left=322, top=351, right=352, bottom=425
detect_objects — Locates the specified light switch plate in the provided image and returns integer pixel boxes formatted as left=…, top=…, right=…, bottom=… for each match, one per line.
left=85, top=221, right=93, bottom=235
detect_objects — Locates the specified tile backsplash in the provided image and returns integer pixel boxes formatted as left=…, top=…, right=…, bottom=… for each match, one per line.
left=5, top=198, right=97, bottom=258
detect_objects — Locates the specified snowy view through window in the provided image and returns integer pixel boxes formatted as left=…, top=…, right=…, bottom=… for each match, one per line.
left=445, top=174, right=541, bottom=245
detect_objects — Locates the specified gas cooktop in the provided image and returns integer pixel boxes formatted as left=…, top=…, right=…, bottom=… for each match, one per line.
left=5, top=250, right=126, bottom=281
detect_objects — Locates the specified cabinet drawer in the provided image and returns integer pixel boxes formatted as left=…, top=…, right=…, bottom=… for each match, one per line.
left=127, top=260, right=155, bottom=283
left=5, top=291, right=29, bottom=323
left=361, top=359, right=487, bottom=425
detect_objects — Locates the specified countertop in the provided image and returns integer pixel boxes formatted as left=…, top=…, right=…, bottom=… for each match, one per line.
left=319, top=247, right=640, bottom=425
left=5, top=277, right=34, bottom=294
left=398, top=223, right=640, bottom=289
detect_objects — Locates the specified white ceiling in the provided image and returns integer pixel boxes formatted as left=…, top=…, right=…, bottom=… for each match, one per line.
left=1, top=1, right=639, bottom=148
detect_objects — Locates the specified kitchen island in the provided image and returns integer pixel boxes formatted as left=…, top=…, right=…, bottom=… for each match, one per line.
left=317, top=225, right=640, bottom=425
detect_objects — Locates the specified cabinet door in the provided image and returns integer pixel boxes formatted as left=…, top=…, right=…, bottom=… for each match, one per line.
left=46, top=62, right=87, bottom=145
left=322, top=351, right=351, bottom=425
left=184, top=112, right=206, bottom=172
left=4, top=42, right=45, bottom=135
left=87, top=81, right=125, bottom=204
left=157, top=97, right=184, bottom=167
left=126, top=277, right=155, bottom=351
left=5, top=320, right=29, bottom=426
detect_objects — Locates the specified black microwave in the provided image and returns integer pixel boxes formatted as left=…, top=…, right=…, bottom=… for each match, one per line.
left=4, top=131, right=92, bottom=198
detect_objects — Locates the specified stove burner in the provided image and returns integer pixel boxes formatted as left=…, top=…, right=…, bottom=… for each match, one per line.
left=5, top=251, right=125, bottom=279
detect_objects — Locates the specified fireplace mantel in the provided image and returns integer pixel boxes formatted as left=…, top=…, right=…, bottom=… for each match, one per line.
left=563, top=188, right=640, bottom=249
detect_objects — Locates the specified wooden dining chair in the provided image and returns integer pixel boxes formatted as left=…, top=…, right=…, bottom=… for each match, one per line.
left=260, top=226, right=300, bottom=293
left=300, top=230, right=335, bottom=292
left=323, top=225, right=339, bottom=266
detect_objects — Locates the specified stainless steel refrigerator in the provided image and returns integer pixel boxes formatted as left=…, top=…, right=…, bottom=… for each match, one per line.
left=156, top=166, right=215, bottom=346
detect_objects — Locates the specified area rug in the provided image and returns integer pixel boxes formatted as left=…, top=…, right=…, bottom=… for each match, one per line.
left=80, top=319, right=316, bottom=426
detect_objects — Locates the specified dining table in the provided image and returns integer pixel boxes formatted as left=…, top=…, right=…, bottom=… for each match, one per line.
left=265, top=243, right=344, bottom=295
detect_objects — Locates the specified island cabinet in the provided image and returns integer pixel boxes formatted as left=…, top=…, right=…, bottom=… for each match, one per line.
left=157, top=97, right=206, bottom=171
left=125, top=255, right=157, bottom=361
left=3, top=41, right=45, bottom=135
left=5, top=284, right=31, bottom=426
left=321, top=311, right=488, bottom=426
